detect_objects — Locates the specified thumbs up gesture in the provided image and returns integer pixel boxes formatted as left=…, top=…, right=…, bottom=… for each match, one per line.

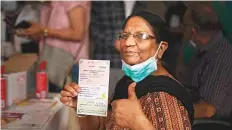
left=111, top=82, right=146, bottom=129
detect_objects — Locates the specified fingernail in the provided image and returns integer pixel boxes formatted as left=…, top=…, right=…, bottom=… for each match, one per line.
left=77, top=88, right=81, bottom=92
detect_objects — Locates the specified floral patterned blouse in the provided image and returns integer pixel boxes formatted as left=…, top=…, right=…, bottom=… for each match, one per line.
left=106, top=92, right=191, bottom=130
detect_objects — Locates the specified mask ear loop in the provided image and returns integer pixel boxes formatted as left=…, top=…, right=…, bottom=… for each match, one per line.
left=153, top=41, right=163, bottom=59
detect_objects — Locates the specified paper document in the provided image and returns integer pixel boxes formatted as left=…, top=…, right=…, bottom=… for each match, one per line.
left=77, top=59, right=110, bottom=116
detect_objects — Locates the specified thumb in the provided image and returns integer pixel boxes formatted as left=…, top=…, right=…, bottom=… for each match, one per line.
left=128, top=82, right=137, bottom=100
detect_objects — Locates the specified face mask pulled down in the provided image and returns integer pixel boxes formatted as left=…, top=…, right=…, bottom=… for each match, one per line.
left=122, top=42, right=162, bottom=82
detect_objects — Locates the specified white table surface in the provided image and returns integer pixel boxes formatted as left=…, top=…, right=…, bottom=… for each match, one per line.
left=1, top=93, right=69, bottom=130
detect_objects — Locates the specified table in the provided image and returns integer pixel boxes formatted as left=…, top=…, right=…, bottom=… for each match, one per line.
left=1, top=93, right=69, bottom=130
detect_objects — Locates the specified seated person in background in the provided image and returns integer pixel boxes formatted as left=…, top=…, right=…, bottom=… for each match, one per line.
left=180, top=2, right=232, bottom=120
left=60, top=11, right=193, bottom=130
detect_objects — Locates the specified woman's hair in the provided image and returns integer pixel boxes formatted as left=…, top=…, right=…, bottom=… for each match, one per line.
left=123, top=11, right=170, bottom=44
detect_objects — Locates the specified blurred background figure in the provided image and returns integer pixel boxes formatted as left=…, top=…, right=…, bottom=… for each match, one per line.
left=90, top=1, right=132, bottom=68
left=163, top=1, right=187, bottom=75
left=16, top=1, right=91, bottom=92
left=176, top=2, right=232, bottom=130
left=14, top=1, right=41, bottom=54
left=1, top=1, right=23, bottom=62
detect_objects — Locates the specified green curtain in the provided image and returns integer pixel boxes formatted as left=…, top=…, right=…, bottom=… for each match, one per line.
left=183, top=42, right=197, bottom=65
left=211, top=1, right=232, bottom=43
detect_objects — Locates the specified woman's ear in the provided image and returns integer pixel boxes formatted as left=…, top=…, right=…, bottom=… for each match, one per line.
left=158, top=41, right=168, bottom=59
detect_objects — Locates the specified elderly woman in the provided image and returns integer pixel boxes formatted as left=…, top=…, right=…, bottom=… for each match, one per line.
left=60, top=11, right=193, bottom=130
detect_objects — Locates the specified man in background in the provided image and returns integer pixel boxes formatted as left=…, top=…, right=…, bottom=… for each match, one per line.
left=181, top=2, right=232, bottom=122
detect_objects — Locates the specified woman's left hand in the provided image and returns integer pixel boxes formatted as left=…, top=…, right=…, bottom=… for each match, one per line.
left=24, top=21, right=45, bottom=37
left=111, top=82, right=147, bottom=129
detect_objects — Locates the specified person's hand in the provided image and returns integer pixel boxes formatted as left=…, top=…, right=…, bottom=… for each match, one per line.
left=60, top=83, right=81, bottom=108
left=30, top=34, right=43, bottom=41
left=15, top=29, right=26, bottom=37
left=23, top=21, right=45, bottom=37
left=15, top=29, right=42, bottom=41
left=111, top=82, right=146, bottom=129
left=194, top=100, right=216, bottom=118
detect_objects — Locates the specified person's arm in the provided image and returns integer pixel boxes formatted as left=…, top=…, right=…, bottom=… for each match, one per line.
left=108, top=82, right=156, bottom=130
left=116, top=91, right=192, bottom=130
left=130, top=116, right=155, bottom=130
left=194, top=100, right=216, bottom=118
left=76, top=115, right=100, bottom=130
left=111, top=84, right=191, bottom=130
left=195, top=60, right=232, bottom=118
left=43, top=6, right=86, bottom=41
left=23, top=5, right=87, bottom=42
left=147, top=92, right=192, bottom=129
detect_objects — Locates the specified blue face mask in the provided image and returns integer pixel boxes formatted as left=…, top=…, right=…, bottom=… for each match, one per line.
left=122, top=42, right=162, bottom=82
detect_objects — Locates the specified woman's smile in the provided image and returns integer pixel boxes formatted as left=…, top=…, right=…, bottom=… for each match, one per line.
left=124, top=51, right=138, bottom=56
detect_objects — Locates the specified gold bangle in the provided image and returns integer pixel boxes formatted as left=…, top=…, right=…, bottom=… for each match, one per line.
left=43, top=28, right=48, bottom=37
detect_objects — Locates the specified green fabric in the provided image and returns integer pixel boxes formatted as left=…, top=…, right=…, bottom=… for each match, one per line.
left=183, top=42, right=197, bottom=65
left=211, top=1, right=232, bottom=43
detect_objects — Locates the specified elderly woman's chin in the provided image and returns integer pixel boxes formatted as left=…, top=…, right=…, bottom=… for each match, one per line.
left=122, top=54, right=140, bottom=65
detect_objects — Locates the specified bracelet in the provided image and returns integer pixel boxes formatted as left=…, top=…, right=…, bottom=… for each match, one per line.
left=43, top=28, right=48, bottom=37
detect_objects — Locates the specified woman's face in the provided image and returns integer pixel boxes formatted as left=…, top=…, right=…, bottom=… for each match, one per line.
left=119, top=16, right=159, bottom=65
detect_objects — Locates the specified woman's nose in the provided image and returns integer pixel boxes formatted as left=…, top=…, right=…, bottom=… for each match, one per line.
left=125, top=35, right=136, bottom=46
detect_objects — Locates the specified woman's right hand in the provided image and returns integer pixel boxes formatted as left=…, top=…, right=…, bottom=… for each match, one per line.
left=60, top=83, right=81, bottom=108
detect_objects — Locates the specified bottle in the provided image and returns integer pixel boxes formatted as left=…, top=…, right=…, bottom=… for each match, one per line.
left=36, top=61, right=48, bottom=99
left=1, top=65, right=7, bottom=110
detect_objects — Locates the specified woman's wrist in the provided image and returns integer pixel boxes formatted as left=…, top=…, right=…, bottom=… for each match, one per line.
left=132, top=115, right=155, bottom=130
left=40, top=26, right=48, bottom=37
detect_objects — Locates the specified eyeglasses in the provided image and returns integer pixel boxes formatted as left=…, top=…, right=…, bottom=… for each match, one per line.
left=117, top=32, right=156, bottom=43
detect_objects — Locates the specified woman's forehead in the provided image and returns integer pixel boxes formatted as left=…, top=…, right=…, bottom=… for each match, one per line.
left=124, top=16, right=153, bottom=33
